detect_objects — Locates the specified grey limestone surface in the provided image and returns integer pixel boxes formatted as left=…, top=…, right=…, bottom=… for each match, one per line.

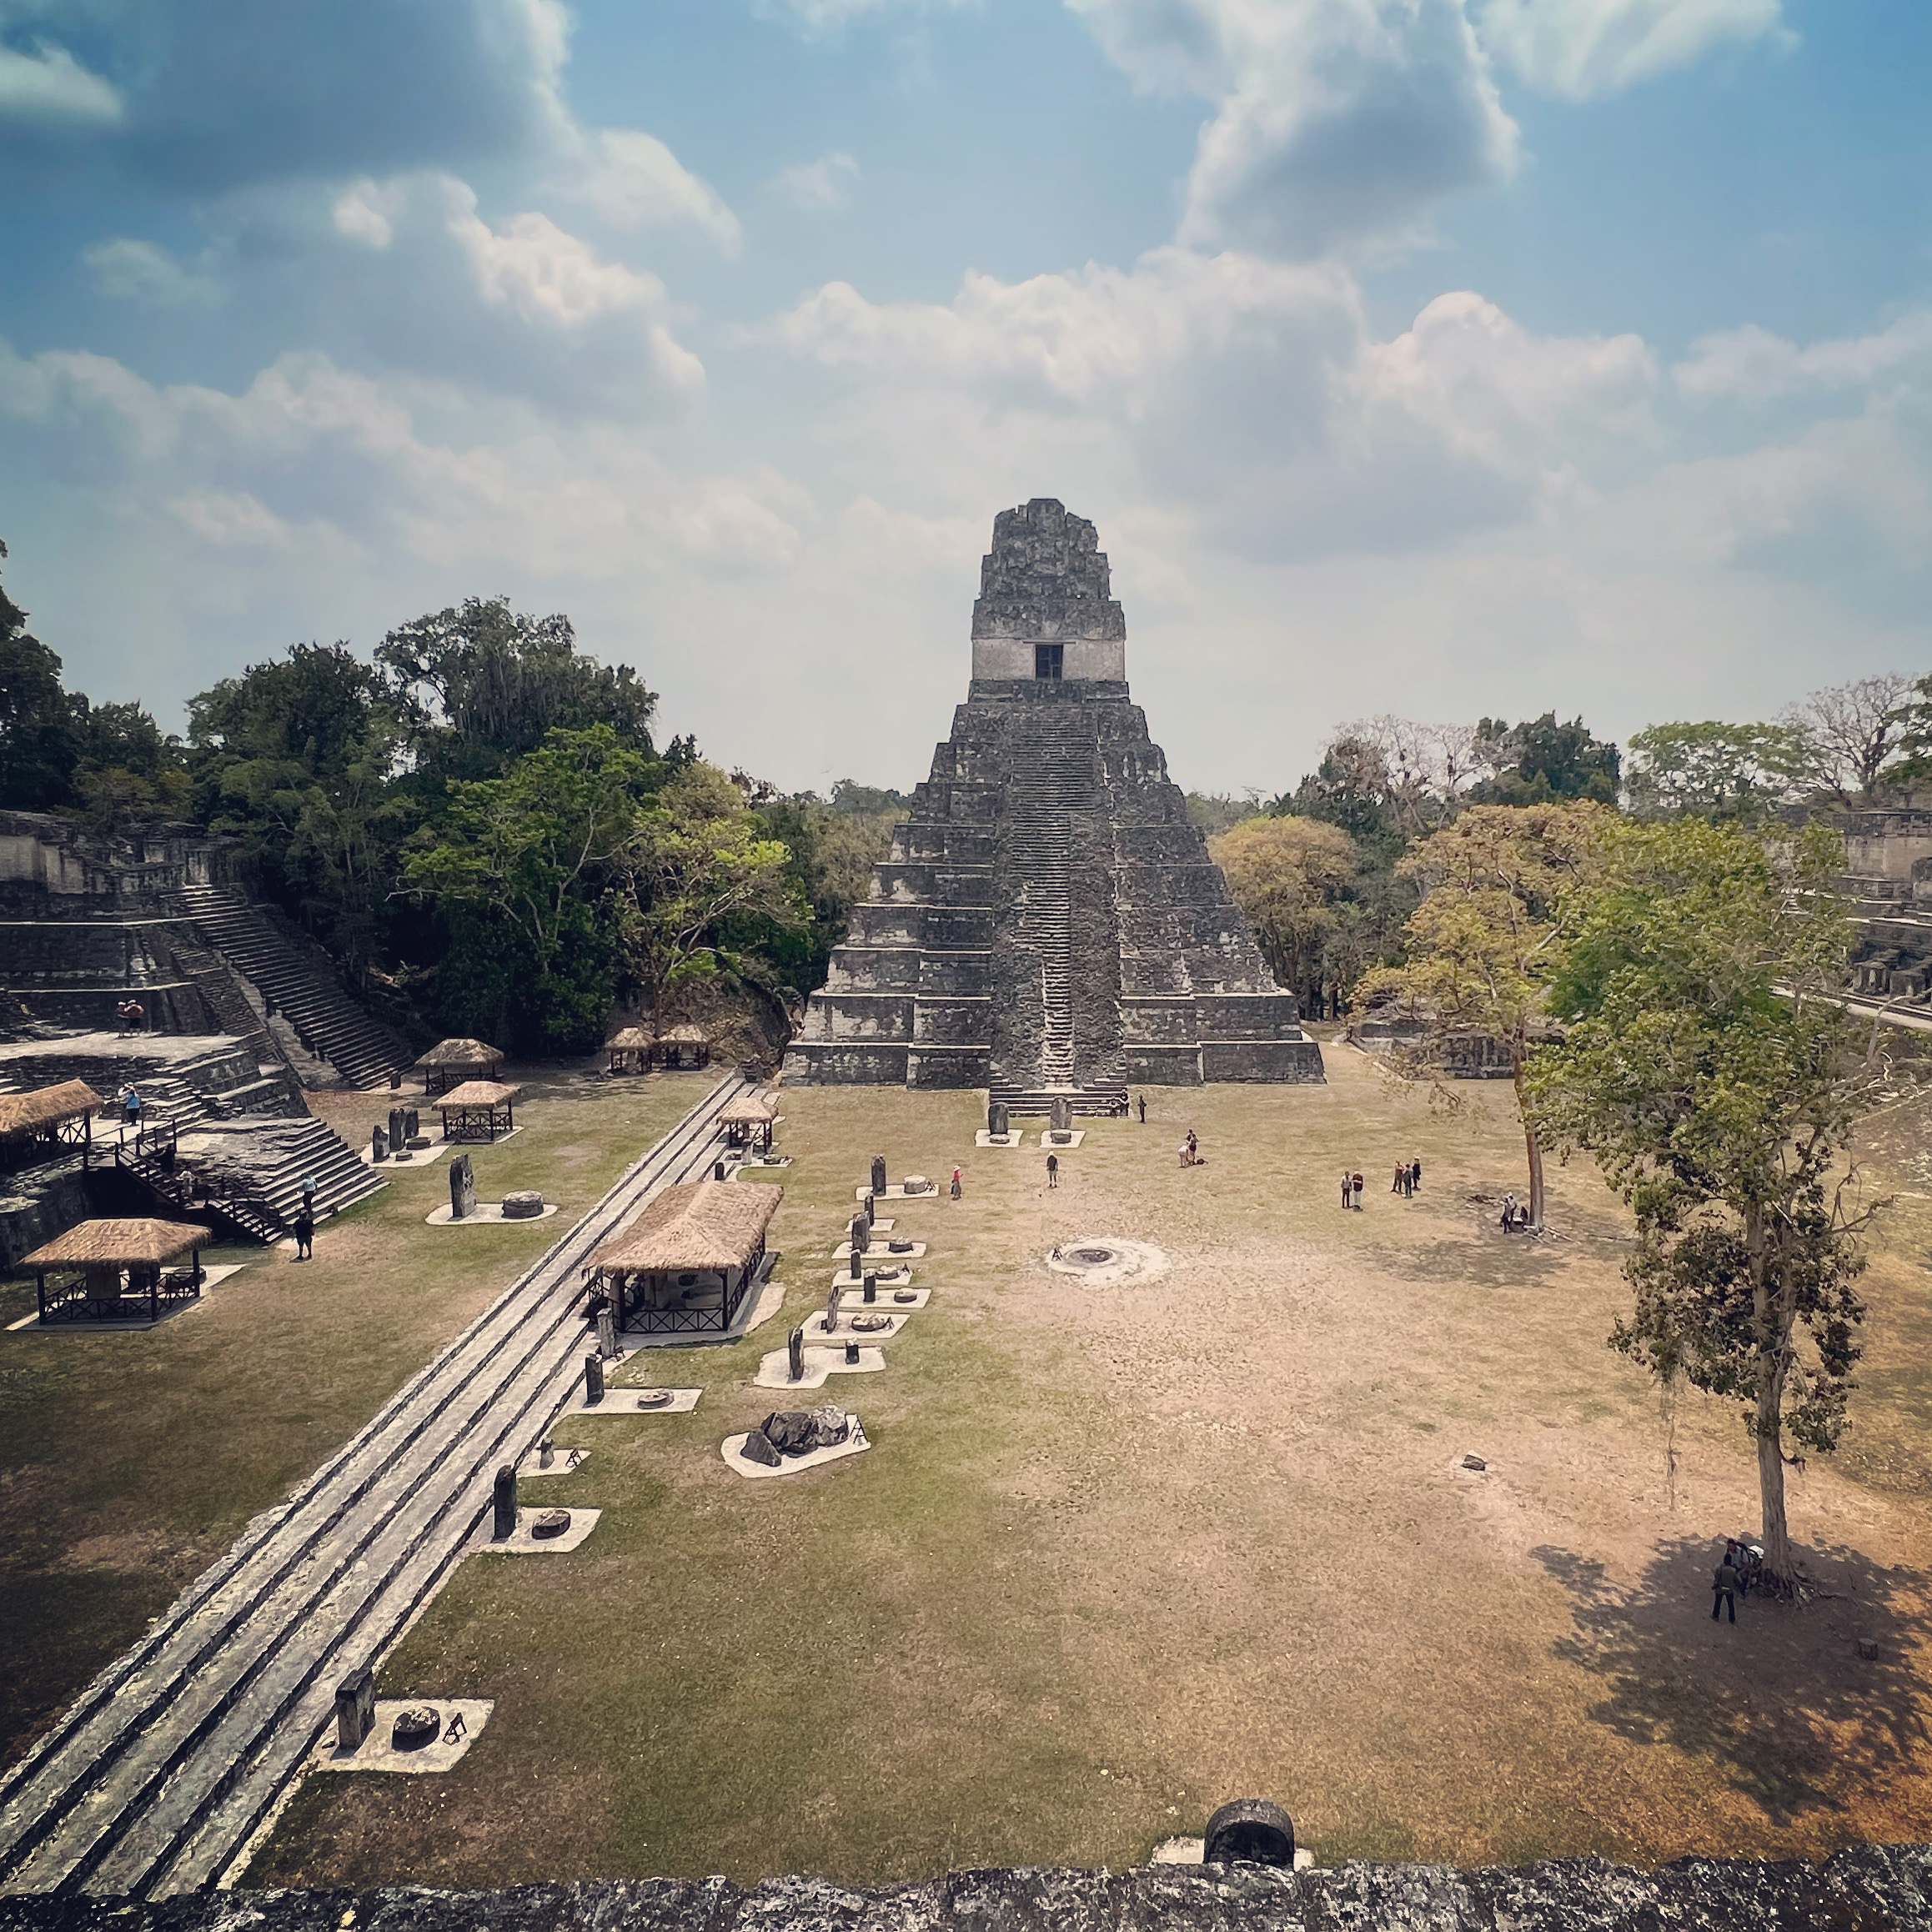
left=2, top=1845, right=1930, bottom=1931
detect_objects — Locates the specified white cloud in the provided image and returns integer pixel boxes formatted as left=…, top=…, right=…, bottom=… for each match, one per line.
left=770, top=151, right=861, bottom=213
left=331, top=179, right=407, bottom=249
left=562, top=128, right=741, bottom=252
left=753, top=0, right=968, bottom=28
left=0, top=38, right=123, bottom=124
left=1066, top=0, right=1519, bottom=258
left=82, top=237, right=219, bottom=307
left=1674, top=309, right=1932, bottom=404
left=1473, top=0, right=1792, bottom=100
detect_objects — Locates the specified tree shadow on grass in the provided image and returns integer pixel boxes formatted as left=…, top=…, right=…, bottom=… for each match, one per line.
left=1377, top=1227, right=1569, bottom=1292
left=1531, top=1538, right=1932, bottom=1832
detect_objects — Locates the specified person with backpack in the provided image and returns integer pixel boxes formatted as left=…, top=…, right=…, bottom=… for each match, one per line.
left=1711, top=1550, right=1740, bottom=1623
left=1046, top=1152, right=1059, bottom=1190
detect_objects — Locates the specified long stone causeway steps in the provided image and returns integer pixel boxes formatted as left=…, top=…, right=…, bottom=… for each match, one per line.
left=0, top=1069, right=748, bottom=1900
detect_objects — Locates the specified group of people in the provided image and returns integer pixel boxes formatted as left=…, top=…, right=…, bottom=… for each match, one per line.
left=290, top=1176, right=319, bottom=1262
left=113, top=999, right=146, bottom=1036
left=1177, top=1130, right=1201, bottom=1167
left=1498, top=1192, right=1530, bottom=1230
left=1710, top=1537, right=1765, bottom=1621
left=1338, top=1161, right=1421, bottom=1209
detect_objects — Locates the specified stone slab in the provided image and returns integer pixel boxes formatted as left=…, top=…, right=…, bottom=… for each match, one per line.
left=1149, top=1838, right=1315, bottom=1870
left=359, top=1138, right=454, bottom=1170
left=6, top=1263, right=248, bottom=1332
left=424, top=1199, right=560, bottom=1227
left=839, top=1286, right=928, bottom=1310
left=827, top=1266, right=913, bottom=1288
left=721, top=1415, right=871, bottom=1480
left=560, top=1382, right=700, bottom=1417
left=1035, top=1130, right=1086, bottom=1148
left=754, top=1344, right=886, bottom=1389
left=310, top=1700, right=492, bottom=1775
left=974, top=1131, right=1025, bottom=1147
left=805, top=1310, right=908, bottom=1342
left=854, top=1185, right=940, bottom=1203
left=832, top=1242, right=926, bottom=1259
left=473, top=1507, right=602, bottom=1553
left=620, top=1274, right=786, bottom=1348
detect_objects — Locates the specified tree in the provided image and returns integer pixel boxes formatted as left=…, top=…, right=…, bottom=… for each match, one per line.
left=1531, top=818, right=1889, bottom=1588
left=0, top=540, right=84, bottom=811
left=620, top=762, right=805, bottom=1024
left=1624, top=720, right=1802, bottom=823
left=1332, top=716, right=1499, bottom=836
left=1776, top=674, right=1914, bottom=806
left=1357, top=802, right=1612, bottom=1229
left=377, top=597, right=659, bottom=784
left=1210, top=815, right=1360, bottom=1015
left=403, top=725, right=651, bottom=1052
left=1470, top=713, right=1621, bottom=806
left=756, top=781, right=906, bottom=996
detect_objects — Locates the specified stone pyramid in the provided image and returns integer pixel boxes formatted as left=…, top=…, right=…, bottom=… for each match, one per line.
left=783, top=499, right=1325, bottom=1110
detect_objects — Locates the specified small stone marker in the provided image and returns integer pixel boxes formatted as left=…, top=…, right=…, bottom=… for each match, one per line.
left=503, top=1189, right=544, bottom=1218
left=596, top=1308, right=617, bottom=1358
left=539, top=1438, right=555, bottom=1469
left=584, top=1352, right=605, bottom=1405
left=861, top=1192, right=876, bottom=1229
left=825, top=1285, right=841, bottom=1334
left=371, top=1124, right=388, bottom=1162
left=334, top=1665, right=376, bottom=1753
left=391, top=1706, right=441, bottom=1751
left=871, top=1155, right=887, bottom=1196
left=1051, top=1097, right=1072, bottom=1135
left=1202, top=1798, right=1296, bottom=1868
left=405, top=1107, right=420, bottom=1142
left=894, top=1288, right=917, bottom=1303
left=989, top=1100, right=1009, bottom=1137
left=863, top=1272, right=877, bottom=1304
left=787, top=1324, right=805, bottom=1382
left=1462, top=1453, right=1487, bottom=1472
left=849, top=1247, right=861, bottom=1281
left=1858, top=1637, right=1879, bottom=1660
left=449, top=1155, right=475, bottom=1220
left=492, top=1464, right=517, bottom=1541
left=714, top=1160, right=726, bottom=1182
left=531, top=1508, right=572, bottom=1539
left=845, top=1339, right=860, bottom=1364
left=850, top=1212, right=870, bottom=1256
left=388, top=1107, right=407, bottom=1152
left=740, top=1427, right=783, bottom=1468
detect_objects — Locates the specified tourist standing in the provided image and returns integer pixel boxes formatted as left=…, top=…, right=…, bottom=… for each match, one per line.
left=1711, top=1553, right=1740, bottom=1623
left=1393, top=1164, right=1404, bottom=1193
left=1137, top=1094, right=1147, bottom=1124
left=1046, top=1152, right=1059, bottom=1189
left=950, top=1166, right=962, bottom=1201
left=1350, top=1171, right=1364, bottom=1210
left=1341, top=1171, right=1352, bottom=1208
left=1411, top=1158, right=1423, bottom=1192
left=122, top=1086, right=142, bottom=1132
left=292, top=1208, right=315, bottom=1262
left=1186, top=1130, right=1198, bottom=1166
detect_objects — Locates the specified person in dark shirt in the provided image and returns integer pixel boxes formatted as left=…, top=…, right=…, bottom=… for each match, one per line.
left=292, top=1211, right=315, bottom=1262
left=1712, top=1556, right=1740, bottom=1623
left=1046, top=1153, right=1059, bottom=1189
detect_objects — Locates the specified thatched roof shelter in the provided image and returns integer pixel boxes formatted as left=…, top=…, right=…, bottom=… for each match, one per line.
left=716, top=1094, right=775, bottom=1126
left=21, top=1217, right=210, bottom=1326
left=0, top=1081, right=105, bottom=1137
left=605, top=1026, right=653, bottom=1051
left=414, top=1037, right=504, bottom=1069
left=437, top=1080, right=519, bottom=1109
left=660, top=1022, right=709, bottom=1044
left=588, top=1181, right=783, bottom=1277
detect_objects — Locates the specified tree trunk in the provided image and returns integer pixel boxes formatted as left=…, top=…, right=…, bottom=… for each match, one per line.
left=1749, top=1204, right=1794, bottom=1585
left=1513, top=1051, right=1546, bottom=1232
left=1756, top=1398, right=1792, bottom=1583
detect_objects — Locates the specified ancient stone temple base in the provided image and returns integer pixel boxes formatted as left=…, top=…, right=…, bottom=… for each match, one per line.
left=784, top=499, right=1322, bottom=1109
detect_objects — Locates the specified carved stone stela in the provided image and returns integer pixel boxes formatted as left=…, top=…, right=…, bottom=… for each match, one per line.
left=784, top=498, right=1324, bottom=1106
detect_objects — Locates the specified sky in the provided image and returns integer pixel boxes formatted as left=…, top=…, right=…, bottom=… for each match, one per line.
left=0, top=0, right=1927, bottom=798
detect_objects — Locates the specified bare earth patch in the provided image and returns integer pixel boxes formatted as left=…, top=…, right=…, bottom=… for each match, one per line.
left=242, top=1044, right=1932, bottom=1885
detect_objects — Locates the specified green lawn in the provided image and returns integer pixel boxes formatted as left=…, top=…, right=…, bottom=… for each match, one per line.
left=0, top=1069, right=719, bottom=1769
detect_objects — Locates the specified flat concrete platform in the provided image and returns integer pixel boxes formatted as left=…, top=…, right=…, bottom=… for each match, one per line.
left=309, top=1701, right=492, bottom=1775
left=561, top=1383, right=700, bottom=1417
left=472, top=1508, right=602, bottom=1554
left=6, top=1264, right=248, bottom=1333
left=721, top=1417, right=870, bottom=1479
left=754, top=1345, right=886, bottom=1389
left=424, top=1199, right=560, bottom=1226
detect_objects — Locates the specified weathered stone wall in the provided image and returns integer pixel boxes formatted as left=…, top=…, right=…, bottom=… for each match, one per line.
left=3, top=1847, right=1930, bottom=1932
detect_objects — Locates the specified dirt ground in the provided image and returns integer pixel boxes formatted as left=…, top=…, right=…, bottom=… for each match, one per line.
left=247, top=1038, right=1932, bottom=1889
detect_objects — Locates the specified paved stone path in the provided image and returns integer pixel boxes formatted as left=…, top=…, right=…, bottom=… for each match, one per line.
left=0, top=1071, right=748, bottom=1899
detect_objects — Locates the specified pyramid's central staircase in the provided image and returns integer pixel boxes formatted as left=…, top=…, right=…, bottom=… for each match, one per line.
left=784, top=498, right=1322, bottom=1104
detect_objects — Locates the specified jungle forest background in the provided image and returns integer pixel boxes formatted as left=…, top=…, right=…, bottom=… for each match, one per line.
left=0, top=536, right=1919, bottom=1057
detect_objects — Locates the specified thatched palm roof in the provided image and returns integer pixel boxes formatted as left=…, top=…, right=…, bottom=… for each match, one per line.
left=0, top=1081, right=106, bottom=1137
left=20, top=1217, right=207, bottom=1269
left=413, top=1037, right=503, bottom=1069
left=586, top=1181, right=782, bottom=1276
left=716, top=1093, right=775, bottom=1125
left=605, top=1026, right=653, bottom=1051
left=660, top=1022, right=709, bottom=1043
left=436, top=1081, right=519, bottom=1108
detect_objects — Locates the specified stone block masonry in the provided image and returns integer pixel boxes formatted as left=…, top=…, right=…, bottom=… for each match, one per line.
left=785, top=499, right=1323, bottom=1109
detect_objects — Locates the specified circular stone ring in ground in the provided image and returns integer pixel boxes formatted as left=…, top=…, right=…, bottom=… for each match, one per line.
left=1045, top=1237, right=1169, bottom=1286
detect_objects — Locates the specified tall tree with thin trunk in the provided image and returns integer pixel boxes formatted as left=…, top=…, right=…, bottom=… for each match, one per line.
left=1357, top=802, right=1610, bottom=1230
left=1530, top=818, right=1891, bottom=1589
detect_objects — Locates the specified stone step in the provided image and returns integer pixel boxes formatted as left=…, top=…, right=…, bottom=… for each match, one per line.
left=0, top=1071, right=747, bottom=1897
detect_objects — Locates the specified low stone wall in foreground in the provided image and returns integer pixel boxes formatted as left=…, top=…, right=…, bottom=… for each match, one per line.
left=3, top=1849, right=1930, bottom=1932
